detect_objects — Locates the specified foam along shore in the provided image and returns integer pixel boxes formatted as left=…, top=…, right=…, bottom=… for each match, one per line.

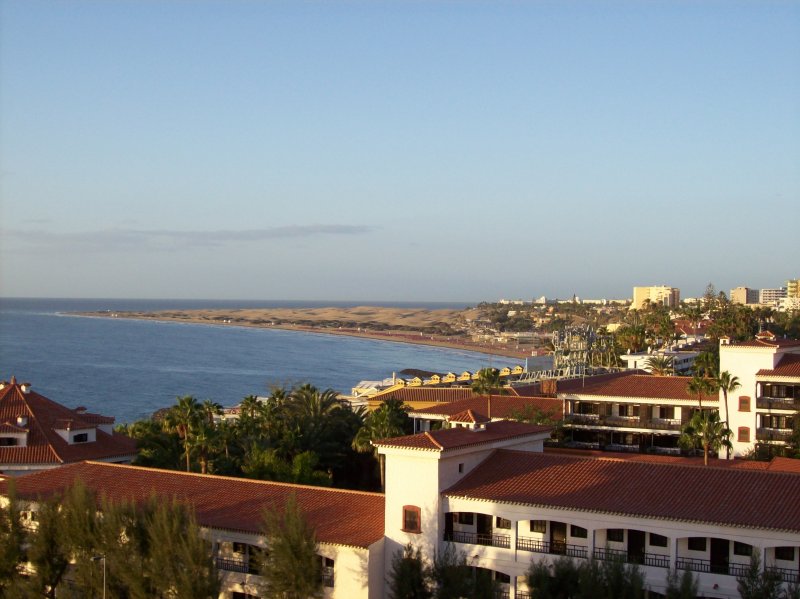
left=75, top=306, right=534, bottom=359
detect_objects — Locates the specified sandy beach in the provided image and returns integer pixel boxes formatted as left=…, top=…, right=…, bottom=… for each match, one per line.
left=77, top=306, right=536, bottom=359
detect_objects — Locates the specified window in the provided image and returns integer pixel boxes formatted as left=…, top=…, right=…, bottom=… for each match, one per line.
left=659, top=406, right=675, bottom=420
left=496, top=517, right=511, bottom=530
left=320, top=556, right=335, bottom=588
left=457, top=512, right=474, bottom=525
left=775, top=547, right=796, bottom=561
left=458, top=463, right=464, bottom=474
left=738, top=427, right=751, bottom=443
left=73, top=433, right=89, bottom=443
left=402, top=506, right=421, bottom=533
left=571, top=525, right=588, bottom=539
left=688, top=537, right=707, bottom=552
left=739, top=396, right=750, bottom=412
left=530, top=520, right=547, bottom=533
left=734, top=542, right=753, bottom=557
left=607, top=529, right=624, bottom=543
left=650, top=533, right=668, bottom=548
left=0, top=437, right=17, bottom=447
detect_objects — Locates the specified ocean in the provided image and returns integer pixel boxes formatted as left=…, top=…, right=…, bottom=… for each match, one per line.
left=0, top=298, right=550, bottom=423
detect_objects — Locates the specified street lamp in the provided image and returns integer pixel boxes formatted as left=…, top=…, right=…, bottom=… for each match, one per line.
left=91, top=554, right=106, bottom=599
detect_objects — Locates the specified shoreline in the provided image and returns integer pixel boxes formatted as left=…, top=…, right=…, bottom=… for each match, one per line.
left=74, top=310, right=537, bottom=360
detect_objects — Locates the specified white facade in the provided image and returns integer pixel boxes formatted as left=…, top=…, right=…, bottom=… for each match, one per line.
left=631, top=286, right=680, bottom=310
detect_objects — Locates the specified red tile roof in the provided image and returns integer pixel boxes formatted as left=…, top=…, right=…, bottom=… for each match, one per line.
left=448, top=409, right=490, bottom=424
left=0, top=461, right=385, bottom=548
left=543, top=447, right=772, bottom=469
left=412, top=395, right=563, bottom=422
left=757, top=353, right=800, bottom=378
left=558, top=373, right=718, bottom=403
left=444, top=450, right=800, bottom=532
left=373, top=421, right=552, bottom=452
left=0, top=381, right=136, bottom=467
left=374, top=387, right=475, bottom=403
left=728, top=339, right=800, bottom=349
left=766, top=457, right=800, bottom=474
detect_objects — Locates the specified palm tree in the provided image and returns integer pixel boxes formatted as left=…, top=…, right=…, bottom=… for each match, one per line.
left=470, top=367, right=508, bottom=397
left=164, top=395, right=202, bottom=472
left=200, top=399, right=223, bottom=426
left=686, top=375, right=717, bottom=410
left=645, top=355, right=674, bottom=376
left=352, top=399, right=409, bottom=491
left=679, top=411, right=732, bottom=466
left=717, top=371, right=741, bottom=459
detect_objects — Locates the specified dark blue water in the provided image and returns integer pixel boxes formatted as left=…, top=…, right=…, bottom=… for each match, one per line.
left=0, top=298, right=548, bottom=423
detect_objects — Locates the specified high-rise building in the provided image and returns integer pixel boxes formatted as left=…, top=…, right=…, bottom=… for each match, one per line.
left=787, top=279, right=800, bottom=298
left=631, top=286, right=680, bottom=310
left=760, top=287, right=787, bottom=306
left=730, top=287, right=760, bottom=305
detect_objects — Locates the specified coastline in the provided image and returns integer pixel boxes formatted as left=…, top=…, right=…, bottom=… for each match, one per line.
left=74, top=309, right=537, bottom=360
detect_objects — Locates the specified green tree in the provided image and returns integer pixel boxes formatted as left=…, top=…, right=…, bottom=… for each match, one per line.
left=717, top=370, right=741, bottom=459
left=686, top=374, right=718, bottom=410
left=388, top=544, right=431, bottom=599
left=352, top=399, right=410, bottom=491
left=527, top=555, right=579, bottom=599
left=471, top=367, right=508, bottom=397
left=737, top=552, right=782, bottom=599
left=645, top=355, right=674, bottom=376
left=0, top=480, right=25, bottom=594
left=25, top=498, right=70, bottom=599
left=665, top=568, right=699, bottom=599
left=164, top=395, right=203, bottom=472
left=258, top=494, right=323, bottom=599
left=680, top=410, right=733, bottom=465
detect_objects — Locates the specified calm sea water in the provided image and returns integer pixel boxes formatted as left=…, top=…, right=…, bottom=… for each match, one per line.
left=0, top=298, right=549, bottom=423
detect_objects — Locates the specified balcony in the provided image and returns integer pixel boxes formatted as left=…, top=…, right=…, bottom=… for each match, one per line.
left=516, top=537, right=588, bottom=559
left=757, top=397, right=799, bottom=410
left=215, top=556, right=250, bottom=574
left=592, top=547, right=669, bottom=568
left=756, top=428, right=794, bottom=442
left=565, top=414, right=681, bottom=432
left=322, top=566, right=334, bottom=588
left=675, top=557, right=750, bottom=577
left=768, top=566, right=800, bottom=584
left=445, top=530, right=511, bottom=549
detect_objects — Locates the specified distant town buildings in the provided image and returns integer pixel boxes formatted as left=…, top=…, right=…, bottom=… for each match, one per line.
left=760, top=287, right=788, bottom=306
left=631, top=286, right=680, bottom=310
left=730, top=286, right=760, bottom=305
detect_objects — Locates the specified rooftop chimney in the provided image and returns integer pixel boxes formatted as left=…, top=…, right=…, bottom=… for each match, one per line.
left=16, top=416, right=28, bottom=427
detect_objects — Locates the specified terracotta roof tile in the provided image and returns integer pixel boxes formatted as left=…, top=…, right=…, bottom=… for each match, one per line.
left=444, top=450, right=800, bottom=532
left=412, top=396, right=562, bottom=421
left=374, top=387, right=475, bottom=403
left=374, top=421, right=552, bottom=452
left=0, top=382, right=136, bottom=467
left=0, top=422, right=28, bottom=434
left=729, top=339, right=800, bottom=349
left=757, top=353, right=800, bottom=378
left=447, top=409, right=490, bottom=424
left=0, top=461, right=385, bottom=548
left=557, top=373, right=718, bottom=403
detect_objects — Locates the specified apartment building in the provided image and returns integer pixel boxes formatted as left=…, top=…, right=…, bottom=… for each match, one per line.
left=376, top=421, right=800, bottom=599
left=632, top=286, right=680, bottom=311
left=719, top=334, right=800, bottom=457
left=787, top=279, right=800, bottom=299
left=3, top=420, right=800, bottom=598
left=557, top=372, right=718, bottom=455
left=729, top=287, right=760, bottom=306
left=760, top=288, right=787, bottom=306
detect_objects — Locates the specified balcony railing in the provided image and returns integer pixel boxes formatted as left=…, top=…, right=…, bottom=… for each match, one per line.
left=757, top=397, right=799, bottom=410
left=445, top=530, right=511, bottom=549
left=676, top=557, right=747, bottom=576
left=768, top=566, right=800, bottom=584
left=516, top=537, right=588, bottom=559
left=215, top=556, right=250, bottom=574
left=565, top=414, right=682, bottom=432
left=593, top=547, right=669, bottom=568
left=322, top=566, right=334, bottom=587
left=756, top=428, right=794, bottom=442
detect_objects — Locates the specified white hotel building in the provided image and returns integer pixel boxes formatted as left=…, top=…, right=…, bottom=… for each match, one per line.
left=3, top=421, right=800, bottom=598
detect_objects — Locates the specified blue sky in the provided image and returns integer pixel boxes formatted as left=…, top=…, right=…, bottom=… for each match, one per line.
left=1, top=1, right=798, bottom=302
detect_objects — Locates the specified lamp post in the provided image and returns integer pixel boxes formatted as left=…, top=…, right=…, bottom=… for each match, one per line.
left=91, top=554, right=106, bottom=599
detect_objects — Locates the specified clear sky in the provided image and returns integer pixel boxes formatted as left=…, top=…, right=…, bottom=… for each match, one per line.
left=1, top=1, right=798, bottom=302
